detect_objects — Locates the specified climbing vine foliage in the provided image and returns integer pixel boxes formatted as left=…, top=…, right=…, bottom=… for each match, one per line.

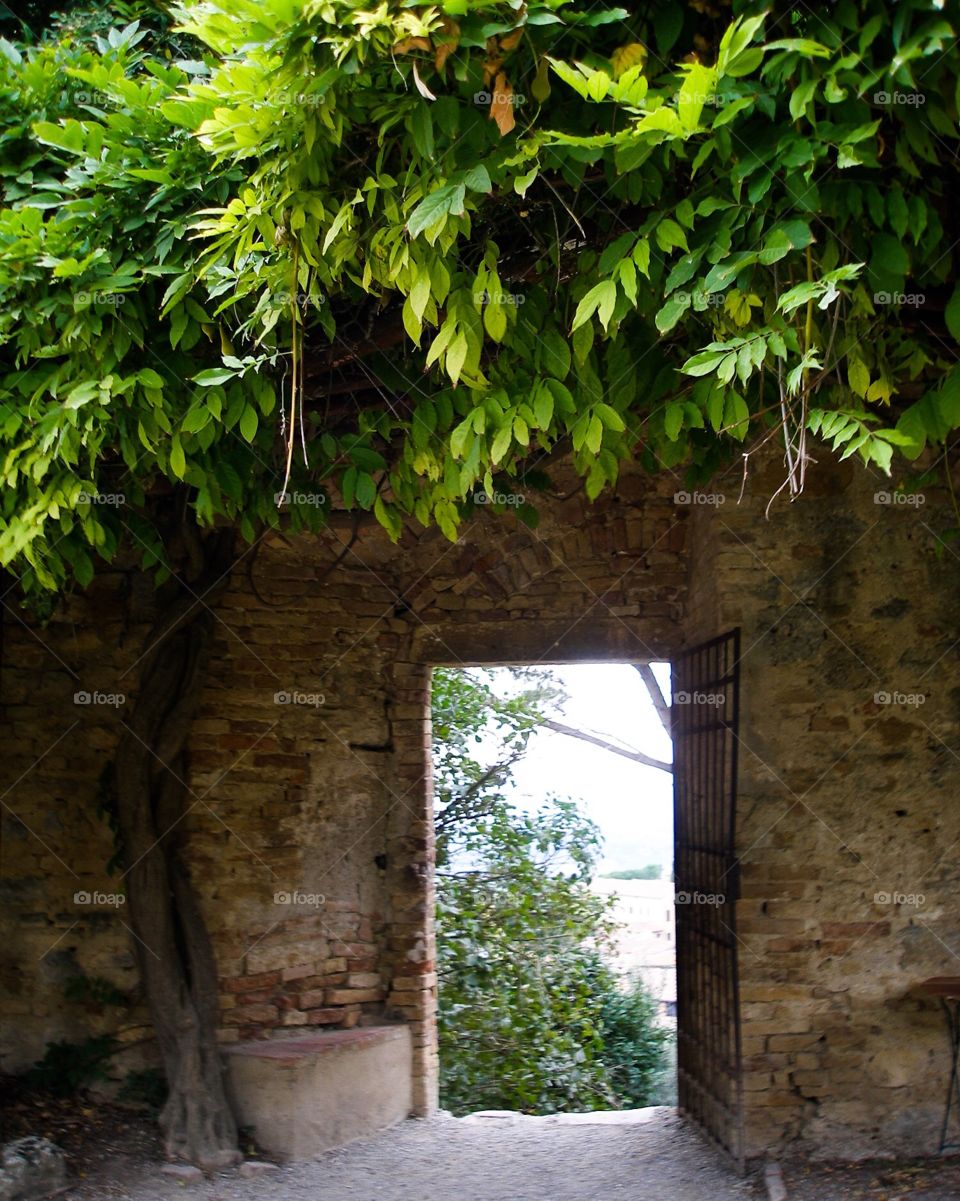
left=1, top=0, right=959, bottom=596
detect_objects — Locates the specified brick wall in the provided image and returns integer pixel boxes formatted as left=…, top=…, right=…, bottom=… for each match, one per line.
left=1, top=453, right=957, bottom=1161
left=688, top=454, right=960, bottom=1159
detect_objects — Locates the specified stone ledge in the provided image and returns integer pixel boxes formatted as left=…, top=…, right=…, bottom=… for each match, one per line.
left=224, top=1024, right=413, bottom=1159
left=223, top=1024, right=407, bottom=1063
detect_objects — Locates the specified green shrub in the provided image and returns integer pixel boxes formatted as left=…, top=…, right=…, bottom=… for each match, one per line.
left=24, top=1035, right=118, bottom=1096
left=595, top=969, right=672, bottom=1108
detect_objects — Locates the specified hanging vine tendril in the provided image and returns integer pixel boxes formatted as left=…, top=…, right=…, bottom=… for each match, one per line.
left=277, top=242, right=302, bottom=506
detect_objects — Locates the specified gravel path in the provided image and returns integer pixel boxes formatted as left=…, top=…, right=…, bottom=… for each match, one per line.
left=65, top=1108, right=761, bottom=1201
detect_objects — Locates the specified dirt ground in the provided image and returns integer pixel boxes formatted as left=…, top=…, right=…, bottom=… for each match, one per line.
left=776, top=1155, right=960, bottom=1201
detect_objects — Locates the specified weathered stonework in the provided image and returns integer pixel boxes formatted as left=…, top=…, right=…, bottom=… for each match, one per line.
left=0, top=452, right=957, bottom=1163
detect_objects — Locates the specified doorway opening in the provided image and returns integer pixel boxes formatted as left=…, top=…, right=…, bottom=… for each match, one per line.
left=429, top=661, right=677, bottom=1121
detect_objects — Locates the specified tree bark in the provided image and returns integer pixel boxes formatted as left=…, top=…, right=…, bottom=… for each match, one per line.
left=634, top=663, right=673, bottom=739
left=114, top=530, right=240, bottom=1169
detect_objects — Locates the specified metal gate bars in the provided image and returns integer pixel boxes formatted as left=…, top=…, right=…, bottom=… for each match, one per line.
left=672, top=629, right=744, bottom=1170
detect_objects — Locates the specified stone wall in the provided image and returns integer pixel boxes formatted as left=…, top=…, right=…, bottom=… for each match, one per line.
left=0, top=468, right=687, bottom=1113
left=689, top=455, right=960, bottom=1160
left=1, top=453, right=957, bottom=1163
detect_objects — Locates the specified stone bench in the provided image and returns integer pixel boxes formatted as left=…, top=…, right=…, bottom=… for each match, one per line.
left=223, top=1025, right=413, bottom=1159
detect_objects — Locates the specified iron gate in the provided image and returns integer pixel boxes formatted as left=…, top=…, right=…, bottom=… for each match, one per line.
left=672, top=629, right=744, bottom=1170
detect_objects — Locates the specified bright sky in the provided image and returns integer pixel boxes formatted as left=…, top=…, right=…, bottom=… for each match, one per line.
left=490, top=663, right=674, bottom=876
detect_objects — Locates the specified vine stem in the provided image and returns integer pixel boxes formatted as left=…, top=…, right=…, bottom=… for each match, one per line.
left=278, top=243, right=300, bottom=504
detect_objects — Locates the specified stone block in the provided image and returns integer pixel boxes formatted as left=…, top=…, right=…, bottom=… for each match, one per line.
left=239, top=1161, right=279, bottom=1178
left=326, top=987, right=384, bottom=1004
left=224, top=1004, right=279, bottom=1025
left=305, top=1008, right=343, bottom=1025
left=160, top=1164, right=203, bottom=1184
left=224, top=1026, right=412, bottom=1159
left=0, top=1137, right=67, bottom=1201
left=346, top=972, right=382, bottom=989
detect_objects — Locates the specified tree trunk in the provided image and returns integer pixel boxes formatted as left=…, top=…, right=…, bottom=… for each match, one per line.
left=114, top=531, right=240, bottom=1169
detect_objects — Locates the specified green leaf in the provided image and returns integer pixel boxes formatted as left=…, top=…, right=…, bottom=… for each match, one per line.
left=724, top=392, right=749, bottom=440
left=239, top=405, right=258, bottom=442
left=403, top=294, right=423, bottom=346
left=32, top=119, right=85, bottom=154
left=193, top=368, right=235, bottom=386
left=407, top=183, right=466, bottom=237
left=572, top=320, right=593, bottom=365
left=63, top=381, right=98, bottom=409
left=867, top=234, right=909, bottom=296
left=540, top=329, right=571, bottom=380
left=410, top=270, right=432, bottom=323
left=534, top=384, right=554, bottom=429
left=655, top=219, right=688, bottom=253
left=655, top=292, right=691, bottom=333
left=632, top=239, right=651, bottom=277
left=341, top=466, right=357, bottom=507
left=945, top=284, right=960, bottom=343
left=182, top=405, right=211, bottom=434
left=848, top=358, right=870, bottom=399
left=374, top=494, right=402, bottom=540
left=706, top=385, right=725, bottom=432
left=408, top=102, right=434, bottom=158
left=596, top=403, right=625, bottom=432
left=572, top=280, right=617, bottom=332
left=355, top=471, right=376, bottom=508
left=789, top=78, right=817, bottom=120
left=491, top=423, right=512, bottom=463
left=483, top=299, right=508, bottom=343
left=447, top=332, right=468, bottom=384
left=681, top=349, right=725, bottom=377
left=464, top=165, right=492, bottom=194
left=169, top=435, right=186, bottom=479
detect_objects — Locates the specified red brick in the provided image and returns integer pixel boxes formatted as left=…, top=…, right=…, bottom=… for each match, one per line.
left=223, top=972, right=281, bottom=993
left=326, top=988, right=384, bottom=1004
left=305, top=1008, right=342, bottom=1025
